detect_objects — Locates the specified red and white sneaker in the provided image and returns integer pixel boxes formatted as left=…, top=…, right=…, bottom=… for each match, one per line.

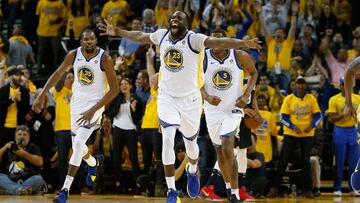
left=240, top=186, right=255, bottom=201
left=199, top=185, right=223, bottom=202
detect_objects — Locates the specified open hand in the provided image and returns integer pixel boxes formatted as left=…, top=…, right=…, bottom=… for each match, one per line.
left=98, top=19, right=117, bottom=36
left=77, top=109, right=96, bottom=126
left=244, top=37, right=262, bottom=51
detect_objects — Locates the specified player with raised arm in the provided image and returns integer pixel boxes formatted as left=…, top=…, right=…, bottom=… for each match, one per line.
left=32, top=29, right=119, bottom=203
left=98, top=11, right=261, bottom=203
left=343, top=56, right=360, bottom=192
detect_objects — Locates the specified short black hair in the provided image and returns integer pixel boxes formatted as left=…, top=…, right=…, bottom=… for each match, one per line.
left=211, top=28, right=226, bottom=37
left=80, top=28, right=95, bottom=40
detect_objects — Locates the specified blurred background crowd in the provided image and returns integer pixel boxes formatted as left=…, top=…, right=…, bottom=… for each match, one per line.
left=0, top=0, right=360, bottom=199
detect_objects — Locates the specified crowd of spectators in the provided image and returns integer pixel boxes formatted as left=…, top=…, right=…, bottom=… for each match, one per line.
left=0, top=0, right=360, bottom=199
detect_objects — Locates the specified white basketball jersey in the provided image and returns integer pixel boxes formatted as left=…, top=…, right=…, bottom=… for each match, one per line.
left=72, top=47, right=108, bottom=102
left=158, top=30, right=203, bottom=97
left=203, top=48, right=244, bottom=112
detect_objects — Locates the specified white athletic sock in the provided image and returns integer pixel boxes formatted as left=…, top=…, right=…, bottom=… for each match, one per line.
left=166, top=176, right=176, bottom=190
left=231, top=189, right=240, bottom=200
left=225, top=182, right=231, bottom=189
left=188, top=163, right=197, bottom=174
left=84, top=155, right=96, bottom=167
left=62, top=175, right=74, bottom=191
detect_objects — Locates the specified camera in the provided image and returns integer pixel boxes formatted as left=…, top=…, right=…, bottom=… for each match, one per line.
left=10, top=142, right=19, bottom=151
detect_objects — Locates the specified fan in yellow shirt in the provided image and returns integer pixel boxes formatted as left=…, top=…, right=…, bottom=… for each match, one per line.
left=101, top=0, right=131, bottom=28
left=36, top=0, right=65, bottom=37
left=65, top=0, right=90, bottom=38
left=253, top=93, right=278, bottom=163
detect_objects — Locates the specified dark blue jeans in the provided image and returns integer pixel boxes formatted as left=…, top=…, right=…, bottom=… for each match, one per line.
left=140, top=128, right=162, bottom=173
left=0, top=173, right=46, bottom=195
left=198, top=136, right=215, bottom=187
left=54, top=131, right=72, bottom=186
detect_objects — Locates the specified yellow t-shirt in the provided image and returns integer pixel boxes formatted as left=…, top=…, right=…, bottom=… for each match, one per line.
left=29, top=80, right=37, bottom=94
left=253, top=110, right=278, bottom=163
left=154, top=6, right=169, bottom=28
left=36, top=0, right=65, bottom=37
left=4, top=87, right=19, bottom=128
left=141, top=88, right=159, bottom=129
left=101, top=0, right=131, bottom=28
left=326, top=93, right=360, bottom=127
left=280, top=93, right=320, bottom=137
left=65, top=0, right=90, bottom=38
left=267, top=37, right=294, bottom=71
left=53, top=87, right=72, bottom=131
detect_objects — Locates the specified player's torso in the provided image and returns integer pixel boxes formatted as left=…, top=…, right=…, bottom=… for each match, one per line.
left=158, top=30, right=202, bottom=97
left=72, top=47, right=108, bottom=103
left=203, top=48, right=244, bottom=111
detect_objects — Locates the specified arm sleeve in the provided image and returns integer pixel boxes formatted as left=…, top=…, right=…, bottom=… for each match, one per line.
left=190, top=33, right=208, bottom=51
left=242, top=9, right=253, bottom=29
left=311, top=112, right=322, bottom=128
left=280, top=114, right=296, bottom=129
left=149, top=29, right=168, bottom=45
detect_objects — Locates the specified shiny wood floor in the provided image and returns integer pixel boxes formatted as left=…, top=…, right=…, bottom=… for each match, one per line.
left=0, top=194, right=360, bottom=203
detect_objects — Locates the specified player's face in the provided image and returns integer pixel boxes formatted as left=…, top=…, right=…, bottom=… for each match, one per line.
left=120, top=79, right=132, bottom=94
left=169, top=11, right=187, bottom=37
left=211, top=32, right=225, bottom=54
left=80, top=32, right=97, bottom=54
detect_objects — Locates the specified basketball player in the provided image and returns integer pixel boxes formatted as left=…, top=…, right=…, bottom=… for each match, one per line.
left=32, top=29, right=119, bottom=203
left=343, top=56, right=360, bottom=191
left=201, top=29, right=258, bottom=202
left=99, top=11, right=261, bottom=203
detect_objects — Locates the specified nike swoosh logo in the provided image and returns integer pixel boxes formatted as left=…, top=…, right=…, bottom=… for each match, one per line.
left=201, top=189, right=210, bottom=196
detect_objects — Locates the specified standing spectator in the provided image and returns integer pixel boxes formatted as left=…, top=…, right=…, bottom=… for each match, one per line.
left=51, top=72, right=73, bottom=189
left=261, top=0, right=288, bottom=34
left=65, top=0, right=90, bottom=39
left=0, top=66, right=30, bottom=148
left=297, top=0, right=320, bottom=37
left=348, top=26, right=360, bottom=60
left=327, top=79, right=360, bottom=197
left=7, top=0, right=21, bottom=37
left=253, top=93, right=278, bottom=164
left=101, top=0, right=131, bottom=29
left=318, top=4, right=337, bottom=37
left=0, top=34, right=10, bottom=88
left=267, top=76, right=321, bottom=198
left=7, top=25, right=36, bottom=67
left=256, top=1, right=298, bottom=91
left=310, top=128, right=324, bottom=197
left=18, top=65, right=37, bottom=105
left=106, top=78, right=142, bottom=191
left=135, top=70, right=150, bottom=110
left=154, top=0, right=170, bottom=28
left=36, top=0, right=65, bottom=75
left=142, top=8, right=157, bottom=33
left=21, top=0, right=37, bottom=46
left=118, top=19, right=143, bottom=66
left=320, top=33, right=350, bottom=86
left=224, top=8, right=253, bottom=40
left=0, top=125, right=46, bottom=195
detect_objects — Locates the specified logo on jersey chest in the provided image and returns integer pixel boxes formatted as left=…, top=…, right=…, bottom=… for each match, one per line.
left=163, top=48, right=184, bottom=72
left=77, top=66, right=94, bottom=85
left=212, top=68, right=233, bottom=90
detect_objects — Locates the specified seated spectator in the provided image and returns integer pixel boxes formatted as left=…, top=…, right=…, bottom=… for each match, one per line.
left=137, top=141, right=188, bottom=197
left=244, top=134, right=267, bottom=197
left=0, top=125, right=46, bottom=195
left=7, top=25, right=35, bottom=67
left=310, top=128, right=324, bottom=197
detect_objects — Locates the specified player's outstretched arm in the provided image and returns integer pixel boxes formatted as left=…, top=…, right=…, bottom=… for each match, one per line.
left=344, top=56, right=360, bottom=116
left=98, top=19, right=152, bottom=44
left=204, top=36, right=262, bottom=51
left=32, top=51, right=75, bottom=113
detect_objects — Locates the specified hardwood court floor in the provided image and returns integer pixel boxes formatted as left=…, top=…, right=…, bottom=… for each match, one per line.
left=0, top=194, right=360, bottom=203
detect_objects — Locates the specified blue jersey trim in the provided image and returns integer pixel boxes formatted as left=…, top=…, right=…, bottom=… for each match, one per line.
left=233, top=49, right=243, bottom=70
left=188, top=33, right=200, bottom=54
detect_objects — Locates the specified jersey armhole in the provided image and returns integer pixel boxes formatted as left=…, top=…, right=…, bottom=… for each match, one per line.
left=100, top=51, right=105, bottom=71
left=188, top=33, right=200, bottom=54
left=72, top=48, right=78, bottom=65
left=233, top=49, right=243, bottom=70
left=159, top=29, right=170, bottom=48
left=203, top=51, right=208, bottom=73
